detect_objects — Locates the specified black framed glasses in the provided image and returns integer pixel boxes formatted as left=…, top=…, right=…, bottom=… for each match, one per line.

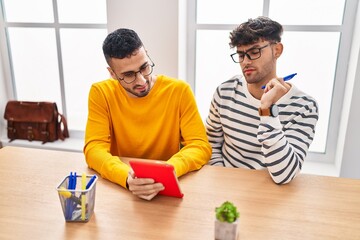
left=114, top=61, right=155, bottom=84
left=230, top=44, right=271, bottom=63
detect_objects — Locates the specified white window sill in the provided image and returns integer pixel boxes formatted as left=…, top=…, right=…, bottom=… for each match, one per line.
left=301, top=161, right=340, bottom=177
left=0, top=131, right=83, bottom=152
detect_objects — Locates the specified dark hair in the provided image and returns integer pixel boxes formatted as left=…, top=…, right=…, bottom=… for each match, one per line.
left=229, top=16, right=283, bottom=48
left=102, top=28, right=143, bottom=64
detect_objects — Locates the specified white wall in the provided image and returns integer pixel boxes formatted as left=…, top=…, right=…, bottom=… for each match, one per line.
left=106, top=0, right=182, bottom=79
left=338, top=1, right=360, bottom=178
left=339, top=47, right=360, bottom=178
left=0, top=56, right=6, bottom=142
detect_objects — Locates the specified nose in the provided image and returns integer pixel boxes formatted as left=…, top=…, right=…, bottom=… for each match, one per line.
left=241, top=54, right=252, bottom=65
left=133, top=72, right=147, bottom=84
left=242, top=54, right=252, bottom=64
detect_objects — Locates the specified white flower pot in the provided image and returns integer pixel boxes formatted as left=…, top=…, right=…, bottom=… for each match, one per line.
left=215, top=219, right=239, bottom=240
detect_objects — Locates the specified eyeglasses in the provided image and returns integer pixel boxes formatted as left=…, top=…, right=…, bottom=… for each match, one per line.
left=230, top=44, right=271, bottom=63
left=114, top=62, right=155, bottom=84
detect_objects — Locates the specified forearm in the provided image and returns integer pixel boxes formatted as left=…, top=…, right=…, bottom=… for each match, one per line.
left=260, top=134, right=303, bottom=184
left=84, top=142, right=130, bottom=188
left=258, top=117, right=306, bottom=184
left=167, top=140, right=211, bottom=177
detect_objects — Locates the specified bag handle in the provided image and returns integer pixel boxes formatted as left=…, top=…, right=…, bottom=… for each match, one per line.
left=57, top=113, right=69, bottom=140
left=18, top=101, right=40, bottom=105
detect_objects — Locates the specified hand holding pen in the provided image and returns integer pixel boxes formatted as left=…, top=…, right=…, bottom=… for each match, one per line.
left=260, top=73, right=297, bottom=108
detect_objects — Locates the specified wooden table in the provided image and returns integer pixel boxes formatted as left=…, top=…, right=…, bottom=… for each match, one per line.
left=0, top=146, right=359, bottom=240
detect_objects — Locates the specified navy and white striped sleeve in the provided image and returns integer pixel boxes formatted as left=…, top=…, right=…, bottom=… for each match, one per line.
left=206, top=87, right=226, bottom=166
left=258, top=95, right=319, bottom=184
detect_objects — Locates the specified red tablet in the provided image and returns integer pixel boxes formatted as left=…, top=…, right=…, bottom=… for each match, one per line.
left=129, top=159, right=184, bottom=198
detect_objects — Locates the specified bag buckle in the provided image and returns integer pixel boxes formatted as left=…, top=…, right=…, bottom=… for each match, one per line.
left=27, top=126, right=34, bottom=141
left=41, top=131, right=49, bottom=136
left=7, top=126, right=16, bottom=133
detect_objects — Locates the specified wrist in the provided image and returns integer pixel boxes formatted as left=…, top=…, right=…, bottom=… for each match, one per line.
left=260, top=101, right=272, bottom=109
left=126, top=177, right=129, bottom=189
left=258, top=104, right=279, bottom=117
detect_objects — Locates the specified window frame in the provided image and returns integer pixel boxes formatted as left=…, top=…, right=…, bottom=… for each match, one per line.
left=0, top=0, right=107, bottom=138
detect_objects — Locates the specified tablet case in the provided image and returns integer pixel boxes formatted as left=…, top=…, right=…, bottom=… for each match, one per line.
left=129, top=159, right=184, bottom=198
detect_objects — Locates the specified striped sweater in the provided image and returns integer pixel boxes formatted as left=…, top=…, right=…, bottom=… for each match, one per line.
left=206, top=75, right=319, bottom=184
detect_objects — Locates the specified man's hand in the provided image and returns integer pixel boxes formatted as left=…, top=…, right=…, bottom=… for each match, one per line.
left=261, top=77, right=291, bottom=108
left=127, top=171, right=165, bottom=201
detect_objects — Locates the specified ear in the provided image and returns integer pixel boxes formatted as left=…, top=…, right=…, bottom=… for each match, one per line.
left=107, top=67, right=117, bottom=79
left=274, top=42, right=283, bottom=58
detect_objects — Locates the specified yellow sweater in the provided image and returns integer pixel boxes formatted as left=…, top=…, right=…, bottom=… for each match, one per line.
left=84, top=75, right=211, bottom=188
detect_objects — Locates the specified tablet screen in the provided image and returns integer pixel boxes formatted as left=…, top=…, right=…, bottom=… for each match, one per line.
left=129, top=159, right=184, bottom=198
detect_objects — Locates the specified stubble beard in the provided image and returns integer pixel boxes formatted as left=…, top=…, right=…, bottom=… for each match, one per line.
left=125, top=77, right=152, bottom=97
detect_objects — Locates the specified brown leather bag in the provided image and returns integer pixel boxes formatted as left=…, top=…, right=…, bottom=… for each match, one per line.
left=4, top=101, right=69, bottom=144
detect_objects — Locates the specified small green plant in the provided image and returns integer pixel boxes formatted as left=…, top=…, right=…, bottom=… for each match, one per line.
left=215, top=201, right=240, bottom=223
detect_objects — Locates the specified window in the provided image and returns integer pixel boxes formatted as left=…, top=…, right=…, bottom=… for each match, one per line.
left=0, top=0, right=108, bottom=134
left=188, top=0, right=358, bottom=163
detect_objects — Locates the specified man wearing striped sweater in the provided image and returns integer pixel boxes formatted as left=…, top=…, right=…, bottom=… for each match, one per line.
left=206, top=17, right=319, bottom=184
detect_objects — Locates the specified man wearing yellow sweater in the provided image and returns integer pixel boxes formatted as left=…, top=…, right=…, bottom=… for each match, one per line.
left=84, top=28, right=211, bottom=200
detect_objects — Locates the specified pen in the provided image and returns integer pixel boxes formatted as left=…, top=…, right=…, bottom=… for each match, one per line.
left=86, top=175, right=97, bottom=189
left=59, top=187, right=82, bottom=205
left=71, top=172, right=77, bottom=218
left=65, top=172, right=74, bottom=220
left=66, top=172, right=78, bottom=220
left=73, top=172, right=77, bottom=190
left=81, top=173, right=86, bottom=220
left=261, top=73, right=297, bottom=89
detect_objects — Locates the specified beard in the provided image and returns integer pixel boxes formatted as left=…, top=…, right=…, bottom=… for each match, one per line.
left=242, top=59, right=276, bottom=84
left=124, top=78, right=151, bottom=97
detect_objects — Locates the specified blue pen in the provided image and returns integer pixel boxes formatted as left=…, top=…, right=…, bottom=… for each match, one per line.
left=73, top=172, right=77, bottom=190
left=66, top=172, right=78, bottom=220
left=70, top=172, right=77, bottom=215
left=261, top=73, right=297, bottom=89
left=65, top=172, right=73, bottom=220
left=86, top=175, right=97, bottom=189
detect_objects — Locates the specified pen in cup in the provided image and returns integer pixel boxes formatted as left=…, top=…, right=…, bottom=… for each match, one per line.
left=86, top=175, right=97, bottom=189
left=65, top=172, right=76, bottom=220
left=59, top=187, right=82, bottom=205
left=81, top=173, right=87, bottom=221
left=261, top=73, right=297, bottom=89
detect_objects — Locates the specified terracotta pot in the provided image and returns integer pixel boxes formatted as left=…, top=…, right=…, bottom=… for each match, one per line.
left=214, top=218, right=239, bottom=240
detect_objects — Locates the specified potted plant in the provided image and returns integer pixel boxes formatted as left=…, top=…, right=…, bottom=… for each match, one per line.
left=215, top=201, right=240, bottom=240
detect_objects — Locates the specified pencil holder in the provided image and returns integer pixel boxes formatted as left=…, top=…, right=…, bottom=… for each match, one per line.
left=56, top=173, right=98, bottom=222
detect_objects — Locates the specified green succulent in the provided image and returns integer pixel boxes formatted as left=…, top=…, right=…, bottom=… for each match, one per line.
left=215, top=201, right=240, bottom=223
